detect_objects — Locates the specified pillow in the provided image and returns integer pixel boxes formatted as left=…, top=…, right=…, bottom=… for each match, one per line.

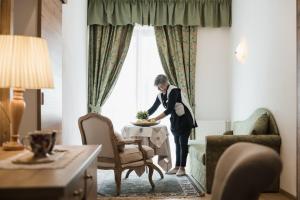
left=252, top=113, right=269, bottom=135
left=114, top=132, right=125, bottom=152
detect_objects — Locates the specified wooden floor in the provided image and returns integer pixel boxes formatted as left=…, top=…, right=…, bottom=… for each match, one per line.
left=98, top=193, right=293, bottom=200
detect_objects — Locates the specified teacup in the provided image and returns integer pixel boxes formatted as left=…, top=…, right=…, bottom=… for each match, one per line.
left=23, top=131, right=56, bottom=158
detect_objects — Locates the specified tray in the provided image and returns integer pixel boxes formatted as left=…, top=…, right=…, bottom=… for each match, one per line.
left=131, top=121, right=160, bottom=127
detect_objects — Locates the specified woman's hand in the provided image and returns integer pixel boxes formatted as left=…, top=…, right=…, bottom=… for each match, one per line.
left=153, top=112, right=166, bottom=121
left=148, top=118, right=157, bottom=122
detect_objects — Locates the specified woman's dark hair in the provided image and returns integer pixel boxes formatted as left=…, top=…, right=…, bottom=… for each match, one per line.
left=154, top=74, right=168, bottom=86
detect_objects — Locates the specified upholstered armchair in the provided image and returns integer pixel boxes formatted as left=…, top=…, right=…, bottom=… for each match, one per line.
left=78, top=113, right=155, bottom=195
left=189, top=108, right=281, bottom=193
left=211, top=143, right=282, bottom=200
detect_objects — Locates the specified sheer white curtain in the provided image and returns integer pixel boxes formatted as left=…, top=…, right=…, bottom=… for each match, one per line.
left=102, top=26, right=167, bottom=133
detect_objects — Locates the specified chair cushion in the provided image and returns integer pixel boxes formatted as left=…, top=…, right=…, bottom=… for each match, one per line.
left=189, top=143, right=205, bottom=164
left=233, top=122, right=252, bottom=135
left=252, top=113, right=269, bottom=135
left=119, top=146, right=143, bottom=164
left=232, top=108, right=277, bottom=135
left=126, top=145, right=154, bottom=159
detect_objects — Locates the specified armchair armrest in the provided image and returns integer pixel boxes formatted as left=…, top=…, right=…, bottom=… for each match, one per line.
left=223, top=130, right=233, bottom=135
left=206, top=135, right=281, bottom=152
left=204, top=135, right=281, bottom=193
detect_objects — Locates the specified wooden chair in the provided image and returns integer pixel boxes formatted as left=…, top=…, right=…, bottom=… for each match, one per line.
left=211, top=142, right=282, bottom=200
left=78, top=113, right=155, bottom=196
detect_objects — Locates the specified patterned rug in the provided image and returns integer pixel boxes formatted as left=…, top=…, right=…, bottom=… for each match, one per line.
left=97, top=169, right=204, bottom=198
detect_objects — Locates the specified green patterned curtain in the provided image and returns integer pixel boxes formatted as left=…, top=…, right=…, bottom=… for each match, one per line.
left=88, top=0, right=232, bottom=27
left=154, top=26, right=197, bottom=138
left=88, top=25, right=133, bottom=113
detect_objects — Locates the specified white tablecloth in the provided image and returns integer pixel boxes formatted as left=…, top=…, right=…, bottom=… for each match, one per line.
left=122, top=124, right=172, bottom=173
left=122, top=125, right=168, bottom=148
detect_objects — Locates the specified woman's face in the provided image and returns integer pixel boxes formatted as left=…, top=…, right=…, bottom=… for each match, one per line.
left=157, top=82, right=168, bottom=94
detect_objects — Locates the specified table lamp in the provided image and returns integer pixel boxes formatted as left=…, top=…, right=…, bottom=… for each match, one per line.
left=0, top=35, right=54, bottom=151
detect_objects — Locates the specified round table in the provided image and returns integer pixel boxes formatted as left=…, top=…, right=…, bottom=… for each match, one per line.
left=122, top=124, right=172, bottom=174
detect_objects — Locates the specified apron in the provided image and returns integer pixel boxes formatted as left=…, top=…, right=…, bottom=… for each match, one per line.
left=157, top=85, right=196, bottom=126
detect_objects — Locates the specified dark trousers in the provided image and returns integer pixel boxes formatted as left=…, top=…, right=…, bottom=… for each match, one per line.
left=173, top=130, right=191, bottom=167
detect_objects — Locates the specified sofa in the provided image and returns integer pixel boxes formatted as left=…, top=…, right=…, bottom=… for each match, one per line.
left=189, top=108, right=281, bottom=193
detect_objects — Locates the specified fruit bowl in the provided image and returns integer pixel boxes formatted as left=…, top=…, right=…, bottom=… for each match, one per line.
left=131, top=119, right=160, bottom=127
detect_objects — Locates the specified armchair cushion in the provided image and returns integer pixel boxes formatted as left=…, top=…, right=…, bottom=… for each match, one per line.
left=119, top=146, right=143, bottom=164
left=189, top=142, right=206, bottom=187
left=252, top=113, right=269, bottom=135
left=232, top=108, right=279, bottom=135
left=189, top=143, right=206, bottom=164
left=127, top=144, right=155, bottom=159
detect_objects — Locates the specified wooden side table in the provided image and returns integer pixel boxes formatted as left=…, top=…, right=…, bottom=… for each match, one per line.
left=0, top=145, right=100, bottom=200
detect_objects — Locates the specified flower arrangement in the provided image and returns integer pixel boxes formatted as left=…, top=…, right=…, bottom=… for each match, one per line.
left=136, top=111, right=149, bottom=120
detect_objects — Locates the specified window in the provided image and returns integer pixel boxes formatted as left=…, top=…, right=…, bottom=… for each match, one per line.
left=102, top=26, right=167, bottom=133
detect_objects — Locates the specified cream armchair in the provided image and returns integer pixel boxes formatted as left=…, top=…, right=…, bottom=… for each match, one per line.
left=78, top=113, right=155, bottom=196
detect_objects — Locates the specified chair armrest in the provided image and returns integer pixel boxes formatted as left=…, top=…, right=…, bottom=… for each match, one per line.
left=204, top=135, right=281, bottom=193
left=206, top=135, right=281, bottom=152
left=223, top=130, right=233, bottom=135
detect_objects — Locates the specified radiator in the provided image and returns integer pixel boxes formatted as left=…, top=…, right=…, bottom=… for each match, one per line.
left=195, top=120, right=231, bottom=140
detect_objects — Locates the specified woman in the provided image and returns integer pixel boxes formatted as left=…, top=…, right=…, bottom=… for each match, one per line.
left=147, top=74, right=197, bottom=176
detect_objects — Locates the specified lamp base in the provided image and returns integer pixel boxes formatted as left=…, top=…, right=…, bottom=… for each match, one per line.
left=2, top=88, right=26, bottom=151
left=2, top=141, right=24, bottom=151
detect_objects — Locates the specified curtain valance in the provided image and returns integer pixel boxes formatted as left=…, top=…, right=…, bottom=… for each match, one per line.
left=88, top=0, right=231, bottom=27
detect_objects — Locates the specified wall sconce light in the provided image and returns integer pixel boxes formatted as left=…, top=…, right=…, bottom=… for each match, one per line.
left=235, top=39, right=248, bottom=64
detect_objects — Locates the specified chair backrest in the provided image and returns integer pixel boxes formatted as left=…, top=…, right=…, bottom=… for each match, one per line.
left=232, top=108, right=279, bottom=135
left=211, top=142, right=282, bottom=200
left=78, top=113, right=117, bottom=159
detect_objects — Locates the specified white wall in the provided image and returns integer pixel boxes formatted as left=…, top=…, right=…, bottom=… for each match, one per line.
left=62, top=1, right=88, bottom=145
left=230, top=0, right=297, bottom=195
left=195, top=28, right=231, bottom=121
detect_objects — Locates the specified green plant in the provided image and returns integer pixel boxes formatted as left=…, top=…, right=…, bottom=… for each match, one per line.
left=136, top=111, right=149, bottom=120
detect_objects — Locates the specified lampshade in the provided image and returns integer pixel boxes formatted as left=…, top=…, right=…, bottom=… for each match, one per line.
left=0, top=35, right=54, bottom=89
